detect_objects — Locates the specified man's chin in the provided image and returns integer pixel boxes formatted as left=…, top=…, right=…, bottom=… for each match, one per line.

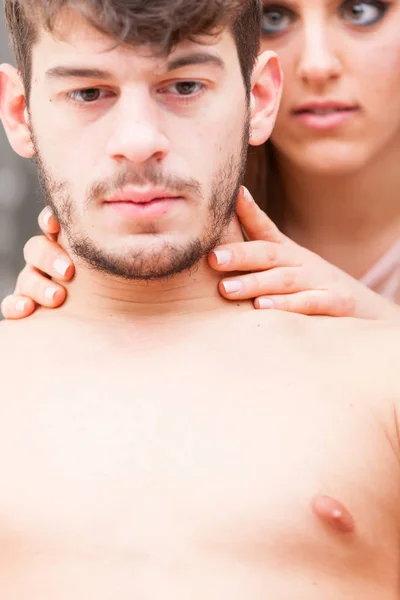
left=70, top=235, right=213, bottom=281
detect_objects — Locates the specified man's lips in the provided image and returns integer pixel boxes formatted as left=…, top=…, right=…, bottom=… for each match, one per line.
left=103, top=187, right=184, bottom=220
left=103, top=186, right=181, bottom=205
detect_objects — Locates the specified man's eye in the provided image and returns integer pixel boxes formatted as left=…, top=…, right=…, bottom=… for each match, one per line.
left=339, top=0, right=389, bottom=25
left=172, top=82, right=204, bottom=96
left=261, top=5, right=295, bottom=34
left=67, top=88, right=104, bottom=103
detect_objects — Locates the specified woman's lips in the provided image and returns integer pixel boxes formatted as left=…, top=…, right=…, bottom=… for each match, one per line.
left=292, top=104, right=359, bottom=131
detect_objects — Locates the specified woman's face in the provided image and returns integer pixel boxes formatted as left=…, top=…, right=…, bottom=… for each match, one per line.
left=260, top=0, right=400, bottom=174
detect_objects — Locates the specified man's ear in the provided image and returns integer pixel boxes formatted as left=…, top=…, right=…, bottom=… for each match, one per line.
left=249, top=51, right=283, bottom=147
left=0, top=64, right=34, bottom=158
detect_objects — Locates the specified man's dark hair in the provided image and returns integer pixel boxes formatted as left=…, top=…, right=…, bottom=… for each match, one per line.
left=4, top=0, right=262, bottom=101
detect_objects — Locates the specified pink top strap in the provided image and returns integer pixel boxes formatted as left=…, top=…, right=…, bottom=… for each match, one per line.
left=360, top=241, right=400, bottom=305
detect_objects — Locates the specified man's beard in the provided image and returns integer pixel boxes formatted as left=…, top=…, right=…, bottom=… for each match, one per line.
left=32, top=119, right=250, bottom=281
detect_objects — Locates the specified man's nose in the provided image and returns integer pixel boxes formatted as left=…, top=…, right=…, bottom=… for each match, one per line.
left=296, top=21, right=342, bottom=86
left=106, top=91, right=170, bottom=165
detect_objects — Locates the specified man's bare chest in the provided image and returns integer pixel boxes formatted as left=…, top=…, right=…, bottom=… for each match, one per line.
left=0, top=359, right=397, bottom=564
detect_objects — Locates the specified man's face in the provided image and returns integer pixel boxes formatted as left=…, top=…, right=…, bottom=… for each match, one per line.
left=28, top=12, right=249, bottom=280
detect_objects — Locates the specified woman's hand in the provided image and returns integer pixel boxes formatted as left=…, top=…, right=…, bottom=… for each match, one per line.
left=1, top=208, right=74, bottom=319
left=208, top=187, right=400, bottom=320
left=3, top=190, right=399, bottom=321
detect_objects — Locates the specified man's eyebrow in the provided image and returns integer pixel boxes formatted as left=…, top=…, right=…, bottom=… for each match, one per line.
left=44, top=53, right=225, bottom=81
left=45, top=66, right=114, bottom=80
left=166, top=53, right=225, bottom=72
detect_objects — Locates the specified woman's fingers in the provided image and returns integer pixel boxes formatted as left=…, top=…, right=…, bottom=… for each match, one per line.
left=15, top=266, right=67, bottom=308
left=1, top=295, right=36, bottom=320
left=236, top=186, right=284, bottom=243
left=23, top=236, right=74, bottom=281
left=254, top=290, right=356, bottom=317
left=213, top=188, right=382, bottom=320
left=38, top=207, right=61, bottom=237
left=1, top=233, right=72, bottom=320
left=2, top=259, right=68, bottom=320
left=209, top=240, right=298, bottom=272
left=219, top=266, right=309, bottom=299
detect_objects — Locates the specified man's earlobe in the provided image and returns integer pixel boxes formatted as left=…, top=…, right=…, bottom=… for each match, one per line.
left=249, top=51, right=283, bottom=147
left=0, top=64, right=34, bottom=158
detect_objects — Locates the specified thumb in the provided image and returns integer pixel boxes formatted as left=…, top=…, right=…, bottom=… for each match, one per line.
left=237, top=186, right=284, bottom=244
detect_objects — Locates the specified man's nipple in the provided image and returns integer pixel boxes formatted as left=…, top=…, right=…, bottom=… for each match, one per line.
left=311, top=495, right=355, bottom=534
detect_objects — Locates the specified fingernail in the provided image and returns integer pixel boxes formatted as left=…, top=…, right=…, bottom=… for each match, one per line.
left=54, top=258, right=70, bottom=277
left=213, top=250, right=232, bottom=266
left=222, top=280, right=242, bottom=294
left=242, top=187, right=253, bottom=203
left=16, top=300, right=27, bottom=312
left=257, top=298, right=274, bottom=309
left=45, top=287, right=58, bottom=301
left=43, top=208, right=53, bottom=227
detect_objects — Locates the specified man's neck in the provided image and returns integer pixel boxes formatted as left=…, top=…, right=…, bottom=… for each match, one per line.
left=274, top=136, right=400, bottom=279
left=58, top=218, right=251, bottom=324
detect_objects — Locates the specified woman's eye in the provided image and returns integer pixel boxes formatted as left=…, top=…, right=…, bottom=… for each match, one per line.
left=261, top=6, right=295, bottom=34
left=68, top=88, right=104, bottom=103
left=340, top=0, right=389, bottom=25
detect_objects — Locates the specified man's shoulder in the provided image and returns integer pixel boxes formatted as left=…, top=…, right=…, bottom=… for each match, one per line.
left=243, top=311, right=400, bottom=406
left=293, top=314, right=399, bottom=388
left=244, top=307, right=400, bottom=336
left=293, top=312, right=399, bottom=355
left=264, top=310, right=399, bottom=342
left=243, top=309, right=400, bottom=365
left=308, top=314, right=400, bottom=350
left=0, top=319, right=21, bottom=345
left=0, top=317, right=39, bottom=340
left=0, top=318, right=38, bottom=358
left=0, top=320, right=29, bottom=382
left=0, top=316, right=60, bottom=398
left=0, top=315, right=59, bottom=362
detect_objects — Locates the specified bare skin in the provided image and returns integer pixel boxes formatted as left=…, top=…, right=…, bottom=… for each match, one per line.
left=0, top=10, right=399, bottom=597
left=0, top=303, right=399, bottom=598
left=4, top=0, right=400, bottom=320
left=260, top=0, right=400, bottom=278
left=3, top=189, right=400, bottom=321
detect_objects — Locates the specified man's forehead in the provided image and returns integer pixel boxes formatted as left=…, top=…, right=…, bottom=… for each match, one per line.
left=32, top=9, right=234, bottom=76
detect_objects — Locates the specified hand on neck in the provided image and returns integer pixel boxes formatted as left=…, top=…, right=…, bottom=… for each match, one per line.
left=57, top=216, right=249, bottom=322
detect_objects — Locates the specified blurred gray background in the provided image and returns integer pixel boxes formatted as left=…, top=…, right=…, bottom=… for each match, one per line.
left=0, top=13, right=41, bottom=303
